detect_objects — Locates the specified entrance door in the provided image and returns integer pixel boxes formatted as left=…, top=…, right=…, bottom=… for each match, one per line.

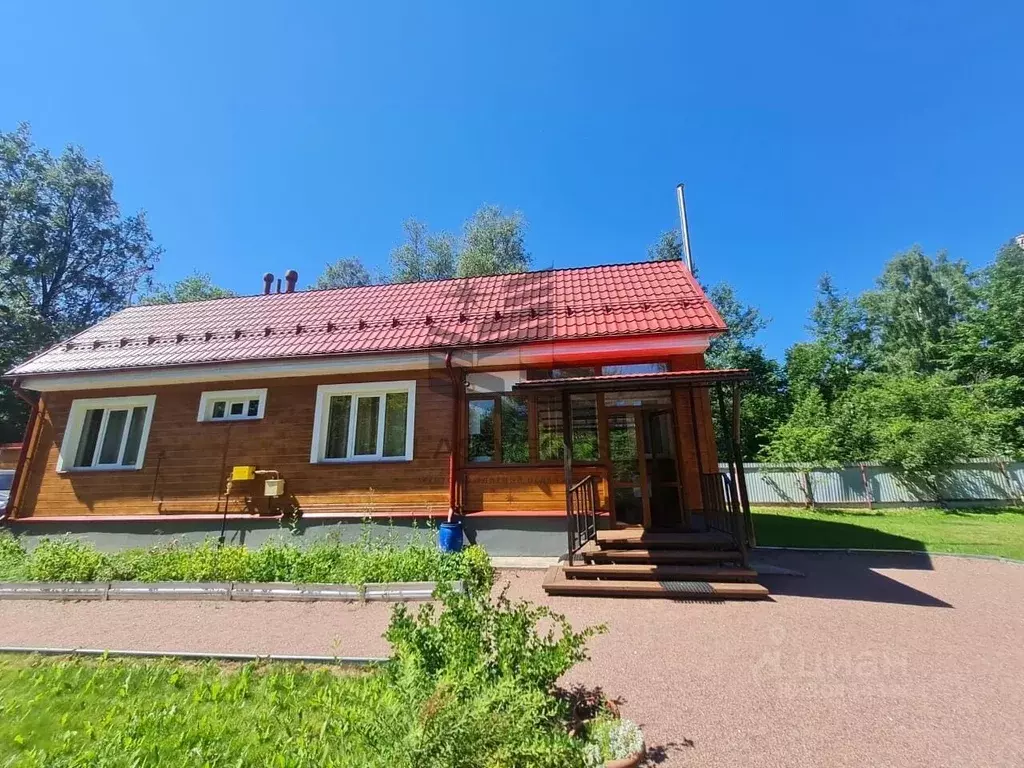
left=605, top=405, right=685, bottom=530
left=606, top=408, right=650, bottom=527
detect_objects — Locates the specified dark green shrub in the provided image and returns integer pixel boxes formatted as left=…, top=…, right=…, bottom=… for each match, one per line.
left=384, top=586, right=603, bottom=767
left=7, top=531, right=493, bottom=592
left=24, top=537, right=104, bottom=582
left=0, top=531, right=27, bottom=580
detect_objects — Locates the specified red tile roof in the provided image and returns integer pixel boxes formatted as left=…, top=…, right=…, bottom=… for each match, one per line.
left=8, top=260, right=725, bottom=377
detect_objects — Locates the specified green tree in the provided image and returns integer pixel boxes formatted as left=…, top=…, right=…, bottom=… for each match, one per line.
left=140, top=272, right=236, bottom=304
left=861, top=246, right=974, bottom=374
left=457, top=205, right=529, bottom=278
left=949, top=239, right=1024, bottom=456
left=312, top=257, right=373, bottom=289
left=389, top=219, right=457, bottom=283
left=785, top=275, right=870, bottom=404
left=0, top=124, right=161, bottom=441
left=389, top=207, right=528, bottom=282
left=703, top=282, right=787, bottom=458
left=647, top=230, right=682, bottom=262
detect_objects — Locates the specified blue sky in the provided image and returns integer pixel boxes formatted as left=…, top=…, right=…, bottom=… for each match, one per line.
left=3, top=1, right=1022, bottom=358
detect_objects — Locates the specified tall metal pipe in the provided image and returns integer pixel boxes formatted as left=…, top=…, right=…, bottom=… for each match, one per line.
left=676, top=183, right=694, bottom=273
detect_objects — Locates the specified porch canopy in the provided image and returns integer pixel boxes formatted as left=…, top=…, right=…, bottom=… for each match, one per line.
left=511, top=367, right=751, bottom=393
left=512, top=366, right=756, bottom=556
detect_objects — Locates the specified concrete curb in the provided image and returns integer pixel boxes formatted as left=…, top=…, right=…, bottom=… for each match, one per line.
left=0, top=646, right=387, bottom=665
left=754, top=546, right=1024, bottom=565
left=0, top=580, right=462, bottom=602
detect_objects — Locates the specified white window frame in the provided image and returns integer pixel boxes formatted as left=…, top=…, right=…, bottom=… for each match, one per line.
left=310, top=381, right=416, bottom=464
left=197, top=388, right=268, bottom=422
left=57, top=395, right=157, bottom=473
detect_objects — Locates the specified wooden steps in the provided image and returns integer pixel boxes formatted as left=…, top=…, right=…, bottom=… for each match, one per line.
left=543, top=527, right=769, bottom=602
left=543, top=566, right=769, bottom=600
left=595, top=529, right=734, bottom=549
left=580, top=540, right=744, bottom=564
left=562, top=563, right=759, bottom=582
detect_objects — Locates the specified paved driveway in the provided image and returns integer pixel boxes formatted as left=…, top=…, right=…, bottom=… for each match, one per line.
left=1, top=551, right=1022, bottom=767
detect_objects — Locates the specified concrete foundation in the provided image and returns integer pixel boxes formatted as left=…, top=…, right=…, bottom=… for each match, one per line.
left=3, top=515, right=574, bottom=558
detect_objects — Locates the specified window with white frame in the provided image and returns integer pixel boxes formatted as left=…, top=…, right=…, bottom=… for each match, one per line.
left=197, top=389, right=267, bottom=422
left=58, top=395, right=157, bottom=472
left=310, top=381, right=416, bottom=463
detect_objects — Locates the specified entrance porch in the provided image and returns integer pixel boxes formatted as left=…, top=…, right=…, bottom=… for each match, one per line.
left=511, top=369, right=768, bottom=600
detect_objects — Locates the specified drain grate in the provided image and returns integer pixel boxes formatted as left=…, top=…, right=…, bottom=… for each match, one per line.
left=659, top=581, right=714, bottom=594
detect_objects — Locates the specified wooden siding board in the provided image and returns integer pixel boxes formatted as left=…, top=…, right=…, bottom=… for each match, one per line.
left=18, top=370, right=455, bottom=518
left=16, top=354, right=718, bottom=520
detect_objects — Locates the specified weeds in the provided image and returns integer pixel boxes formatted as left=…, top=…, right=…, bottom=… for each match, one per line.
left=0, top=528, right=493, bottom=592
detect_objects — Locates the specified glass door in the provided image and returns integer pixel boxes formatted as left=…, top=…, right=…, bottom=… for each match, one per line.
left=606, top=408, right=650, bottom=527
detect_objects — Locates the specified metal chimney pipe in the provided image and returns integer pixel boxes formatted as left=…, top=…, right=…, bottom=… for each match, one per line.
left=284, top=269, right=298, bottom=293
left=676, top=183, right=694, bottom=273
left=262, top=273, right=274, bottom=295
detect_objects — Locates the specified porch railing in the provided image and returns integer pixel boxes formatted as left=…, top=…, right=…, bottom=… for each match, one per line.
left=700, top=471, right=749, bottom=563
left=566, top=475, right=599, bottom=566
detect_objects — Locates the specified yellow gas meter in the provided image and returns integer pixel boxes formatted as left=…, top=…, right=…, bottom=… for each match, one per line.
left=231, top=465, right=256, bottom=481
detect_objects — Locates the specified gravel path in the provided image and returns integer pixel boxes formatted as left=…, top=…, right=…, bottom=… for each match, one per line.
left=1, top=551, right=1022, bottom=767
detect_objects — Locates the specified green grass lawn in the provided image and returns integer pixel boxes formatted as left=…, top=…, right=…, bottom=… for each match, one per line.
left=0, top=657, right=395, bottom=767
left=0, top=653, right=581, bottom=768
left=752, top=506, right=1024, bottom=560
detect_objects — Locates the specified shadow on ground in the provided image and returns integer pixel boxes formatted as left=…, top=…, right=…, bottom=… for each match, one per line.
left=556, top=683, right=696, bottom=766
left=751, top=516, right=950, bottom=608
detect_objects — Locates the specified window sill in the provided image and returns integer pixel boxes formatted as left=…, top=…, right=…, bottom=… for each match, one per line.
left=58, top=465, right=143, bottom=474
left=312, top=456, right=413, bottom=465
left=198, top=418, right=263, bottom=424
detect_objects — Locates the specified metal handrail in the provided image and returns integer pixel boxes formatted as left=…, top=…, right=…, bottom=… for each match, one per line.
left=700, top=471, right=749, bottom=563
left=566, top=475, right=599, bottom=565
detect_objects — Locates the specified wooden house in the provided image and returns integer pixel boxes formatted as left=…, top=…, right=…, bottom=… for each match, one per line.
left=4, top=261, right=766, bottom=598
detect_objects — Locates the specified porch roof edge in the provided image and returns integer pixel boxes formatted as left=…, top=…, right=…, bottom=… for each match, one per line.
left=512, top=367, right=751, bottom=392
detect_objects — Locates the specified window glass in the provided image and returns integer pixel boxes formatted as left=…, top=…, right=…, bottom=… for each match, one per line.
left=212, top=401, right=226, bottom=419
left=382, top=392, right=409, bottom=457
left=0, top=473, right=12, bottom=491
left=353, top=396, right=380, bottom=456
left=536, top=394, right=563, bottom=461
left=74, top=409, right=104, bottom=467
left=121, top=407, right=148, bottom=466
left=72, top=404, right=150, bottom=469
left=97, top=409, right=128, bottom=465
left=500, top=396, right=529, bottom=464
left=468, top=399, right=495, bottom=462
left=247, top=399, right=260, bottom=417
left=601, top=362, right=668, bottom=376
left=571, top=394, right=600, bottom=461
left=229, top=402, right=245, bottom=416
left=325, top=395, right=351, bottom=459
left=526, top=367, right=597, bottom=380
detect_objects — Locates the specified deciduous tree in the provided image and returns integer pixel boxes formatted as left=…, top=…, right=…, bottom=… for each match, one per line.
left=140, top=272, right=235, bottom=304
left=0, top=124, right=161, bottom=441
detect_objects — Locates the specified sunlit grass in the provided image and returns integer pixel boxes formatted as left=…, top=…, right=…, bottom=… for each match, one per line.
left=753, top=506, right=1024, bottom=560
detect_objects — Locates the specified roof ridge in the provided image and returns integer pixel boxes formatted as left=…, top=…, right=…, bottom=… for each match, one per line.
left=121, top=258, right=693, bottom=308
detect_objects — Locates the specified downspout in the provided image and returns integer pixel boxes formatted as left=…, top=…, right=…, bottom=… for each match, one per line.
left=3, top=381, right=42, bottom=523
left=444, top=351, right=463, bottom=521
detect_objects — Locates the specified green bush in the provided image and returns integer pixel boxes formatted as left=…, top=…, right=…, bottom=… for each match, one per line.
left=583, top=717, right=645, bottom=767
left=0, top=529, right=493, bottom=592
left=384, top=586, right=604, bottom=768
left=0, top=531, right=26, bottom=580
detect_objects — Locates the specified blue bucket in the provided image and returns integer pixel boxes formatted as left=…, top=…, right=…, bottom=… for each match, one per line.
left=438, top=521, right=464, bottom=553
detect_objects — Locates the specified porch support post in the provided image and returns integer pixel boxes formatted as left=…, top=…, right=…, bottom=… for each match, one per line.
left=731, top=382, right=755, bottom=549
left=716, top=384, right=744, bottom=546
left=687, top=386, right=706, bottom=519
left=562, top=389, right=575, bottom=562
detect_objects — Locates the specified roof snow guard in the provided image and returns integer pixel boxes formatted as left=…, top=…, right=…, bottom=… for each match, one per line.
left=7, top=261, right=726, bottom=378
